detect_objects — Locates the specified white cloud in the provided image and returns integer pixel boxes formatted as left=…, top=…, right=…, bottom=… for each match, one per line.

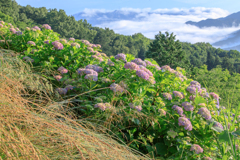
left=89, top=7, right=238, bottom=44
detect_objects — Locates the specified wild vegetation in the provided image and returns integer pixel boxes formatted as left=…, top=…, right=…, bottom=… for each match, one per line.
left=0, top=17, right=240, bottom=160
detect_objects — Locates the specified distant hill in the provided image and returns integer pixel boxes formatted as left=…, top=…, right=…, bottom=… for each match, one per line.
left=185, top=11, right=240, bottom=28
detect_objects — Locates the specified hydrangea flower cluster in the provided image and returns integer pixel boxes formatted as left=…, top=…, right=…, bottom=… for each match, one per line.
left=129, top=103, right=142, bottom=112
left=131, top=58, right=147, bottom=67
left=57, top=66, right=68, bottom=74
left=173, top=91, right=184, bottom=99
left=189, top=95, right=196, bottom=101
left=213, top=122, right=223, bottom=129
left=55, top=88, right=68, bottom=95
left=178, top=117, right=193, bottom=131
left=16, top=31, right=22, bottom=35
left=110, top=83, right=125, bottom=94
left=32, top=26, right=41, bottom=31
left=54, top=75, right=62, bottom=81
left=163, top=93, right=172, bottom=100
left=85, top=64, right=103, bottom=73
left=124, top=62, right=140, bottom=71
left=182, top=102, right=194, bottom=111
left=59, top=38, right=67, bottom=44
left=190, top=144, right=203, bottom=154
left=44, top=40, right=50, bottom=44
left=172, top=105, right=184, bottom=116
left=42, top=24, right=51, bottom=30
left=52, top=41, right=64, bottom=50
left=198, top=107, right=212, bottom=120
left=9, top=28, right=17, bottom=34
left=69, top=38, right=75, bottom=41
left=136, top=70, right=150, bottom=80
left=71, top=42, right=80, bottom=48
left=94, top=102, right=112, bottom=111
left=115, top=53, right=127, bottom=62
left=27, top=41, right=36, bottom=46
left=158, top=109, right=166, bottom=116
left=209, top=92, right=219, bottom=100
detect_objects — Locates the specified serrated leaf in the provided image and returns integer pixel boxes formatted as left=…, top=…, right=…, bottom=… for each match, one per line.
left=211, top=126, right=224, bottom=133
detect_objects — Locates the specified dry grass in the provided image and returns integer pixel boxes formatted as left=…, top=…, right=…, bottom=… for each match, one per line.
left=0, top=49, right=150, bottom=160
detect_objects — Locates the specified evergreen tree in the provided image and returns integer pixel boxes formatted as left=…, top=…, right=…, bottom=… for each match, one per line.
left=145, top=31, right=191, bottom=71
left=138, top=46, right=145, bottom=60
left=206, top=49, right=215, bottom=70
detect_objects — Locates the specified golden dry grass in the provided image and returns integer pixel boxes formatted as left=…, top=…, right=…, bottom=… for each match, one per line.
left=0, top=49, right=150, bottom=160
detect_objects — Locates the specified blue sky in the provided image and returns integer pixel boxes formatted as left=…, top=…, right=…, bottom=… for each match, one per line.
left=15, top=0, right=240, bottom=16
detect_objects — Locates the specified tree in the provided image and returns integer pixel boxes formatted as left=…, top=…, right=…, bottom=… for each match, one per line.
left=145, top=31, right=191, bottom=71
left=206, top=49, right=215, bottom=70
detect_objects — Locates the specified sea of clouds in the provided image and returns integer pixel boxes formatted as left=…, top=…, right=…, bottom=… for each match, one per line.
left=73, top=7, right=240, bottom=44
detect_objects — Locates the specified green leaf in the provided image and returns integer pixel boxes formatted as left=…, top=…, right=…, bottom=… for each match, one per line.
left=178, top=132, right=184, bottom=136
left=211, top=126, right=224, bottom=133
left=194, top=96, right=207, bottom=105
left=218, top=130, right=231, bottom=143
left=231, top=130, right=240, bottom=139
left=155, top=143, right=168, bottom=156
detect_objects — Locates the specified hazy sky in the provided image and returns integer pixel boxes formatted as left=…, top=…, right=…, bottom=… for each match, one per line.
left=15, top=0, right=240, bottom=16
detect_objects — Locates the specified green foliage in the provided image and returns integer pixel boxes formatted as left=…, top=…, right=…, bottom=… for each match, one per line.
left=145, top=31, right=192, bottom=71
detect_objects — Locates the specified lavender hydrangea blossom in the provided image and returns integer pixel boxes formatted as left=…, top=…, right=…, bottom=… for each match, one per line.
left=172, top=105, right=184, bottom=116
left=198, top=107, right=212, bottom=120
left=213, top=122, right=223, bottom=129
left=27, top=41, right=36, bottom=46
left=84, top=69, right=98, bottom=76
left=65, top=85, right=74, bottom=91
left=124, top=62, right=140, bottom=70
left=131, top=58, right=147, bottom=67
left=84, top=74, right=98, bottom=81
left=182, top=102, right=194, bottom=111
left=94, top=103, right=106, bottom=111
left=42, top=24, right=51, bottom=30
left=54, top=75, right=62, bottom=81
left=178, top=117, right=193, bottom=131
left=173, top=91, right=184, bottom=99
left=136, top=70, right=150, bottom=80
left=57, top=66, right=68, bottom=74
left=190, top=144, right=203, bottom=154
left=32, top=26, right=41, bottom=31
left=52, top=41, right=64, bottom=50
left=69, top=38, right=75, bottom=41
left=115, top=53, right=126, bottom=62
left=110, top=83, right=125, bottom=94
left=162, top=93, right=172, bottom=100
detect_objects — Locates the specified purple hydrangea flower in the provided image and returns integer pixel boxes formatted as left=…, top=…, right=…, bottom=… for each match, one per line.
left=190, top=81, right=201, bottom=88
left=172, top=105, right=184, bottom=116
left=131, top=58, right=147, bottom=67
left=69, top=38, right=75, bottom=41
left=159, top=109, right=166, bottom=116
left=190, top=144, right=203, bottom=154
left=9, top=28, right=16, bottom=34
left=65, top=85, right=74, bottom=91
left=44, top=40, right=50, bottom=44
left=110, top=83, right=125, bottom=94
left=115, top=53, right=126, bottom=62
left=56, top=88, right=68, bottom=95
left=182, top=102, right=194, bottom=111
left=136, top=70, right=150, bottom=80
left=144, top=60, right=153, bottom=66
left=84, top=74, right=98, bottom=81
left=71, top=42, right=80, bottom=48
left=27, top=41, right=36, bottom=46
left=85, top=64, right=103, bottom=73
left=32, top=26, right=41, bottom=31
left=163, top=93, right=172, bottom=100
left=198, top=107, right=212, bottom=120
left=186, top=86, right=196, bottom=94
left=129, top=103, right=135, bottom=109
left=84, top=69, right=98, bottom=76
left=189, top=95, right=196, bottom=101
left=54, top=75, right=62, bottom=81
left=42, top=24, right=51, bottom=30
left=198, top=103, right=206, bottom=107
left=140, top=67, right=153, bottom=76
left=173, top=91, right=184, bottom=99
left=96, top=44, right=101, bottom=48
left=178, top=117, right=193, bottom=131
left=76, top=68, right=85, bottom=76
left=124, top=62, right=140, bottom=70
left=52, top=41, right=64, bottom=50
left=94, top=103, right=106, bottom=111
left=154, top=65, right=161, bottom=70
left=135, top=106, right=142, bottom=112
left=213, top=122, right=223, bottom=129
left=57, top=66, right=68, bottom=74
left=161, top=65, right=172, bottom=72
left=210, top=92, right=219, bottom=100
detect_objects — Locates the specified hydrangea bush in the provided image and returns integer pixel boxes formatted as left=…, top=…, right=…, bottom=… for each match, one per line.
left=0, top=21, right=239, bottom=159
